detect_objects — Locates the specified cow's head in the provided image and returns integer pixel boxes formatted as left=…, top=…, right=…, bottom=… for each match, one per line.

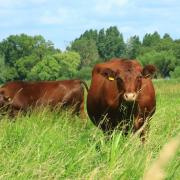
left=0, top=90, right=11, bottom=108
left=101, top=64, right=156, bottom=102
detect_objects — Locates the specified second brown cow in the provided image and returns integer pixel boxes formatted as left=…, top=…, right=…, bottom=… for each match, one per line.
left=0, top=80, right=88, bottom=117
left=87, top=58, right=156, bottom=140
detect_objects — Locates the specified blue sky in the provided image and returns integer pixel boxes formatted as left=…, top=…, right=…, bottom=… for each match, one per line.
left=0, top=0, right=180, bottom=50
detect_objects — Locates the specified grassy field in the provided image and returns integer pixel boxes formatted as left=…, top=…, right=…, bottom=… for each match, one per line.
left=0, top=80, right=179, bottom=179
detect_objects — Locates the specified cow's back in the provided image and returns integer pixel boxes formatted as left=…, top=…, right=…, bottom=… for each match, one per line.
left=1, top=80, right=84, bottom=110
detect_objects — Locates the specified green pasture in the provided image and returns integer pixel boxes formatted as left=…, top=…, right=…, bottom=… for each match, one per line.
left=0, top=79, right=179, bottom=179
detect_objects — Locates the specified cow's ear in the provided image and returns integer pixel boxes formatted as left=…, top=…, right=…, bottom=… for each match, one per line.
left=101, top=68, right=117, bottom=81
left=142, top=65, right=156, bottom=78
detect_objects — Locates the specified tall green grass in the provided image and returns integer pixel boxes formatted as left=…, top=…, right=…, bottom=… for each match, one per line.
left=0, top=80, right=179, bottom=179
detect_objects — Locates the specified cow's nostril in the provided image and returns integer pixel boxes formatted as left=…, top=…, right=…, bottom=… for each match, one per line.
left=124, top=93, right=128, bottom=100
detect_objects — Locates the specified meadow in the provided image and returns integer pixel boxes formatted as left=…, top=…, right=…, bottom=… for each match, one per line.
left=0, top=79, right=179, bottom=179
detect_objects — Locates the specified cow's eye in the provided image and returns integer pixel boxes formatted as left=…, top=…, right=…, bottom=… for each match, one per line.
left=116, top=76, right=123, bottom=83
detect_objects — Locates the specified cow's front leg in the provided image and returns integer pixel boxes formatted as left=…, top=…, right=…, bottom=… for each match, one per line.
left=133, top=115, right=147, bottom=143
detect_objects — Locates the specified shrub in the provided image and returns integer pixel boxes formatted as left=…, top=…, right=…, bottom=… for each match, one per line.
left=170, top=66, right=180, bottom=79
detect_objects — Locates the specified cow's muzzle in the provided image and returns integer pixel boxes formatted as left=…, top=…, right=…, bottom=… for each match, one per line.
left=123, top=92, right=137, bottom=101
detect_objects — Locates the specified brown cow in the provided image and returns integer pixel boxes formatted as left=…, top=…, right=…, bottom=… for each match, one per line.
left=87, top=58, right=156, bottom=141
left=0, top=80, right=88, bottom=117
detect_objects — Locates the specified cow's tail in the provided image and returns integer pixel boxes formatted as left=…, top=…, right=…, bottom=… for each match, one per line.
left=80, top=80, right=89, bottom=92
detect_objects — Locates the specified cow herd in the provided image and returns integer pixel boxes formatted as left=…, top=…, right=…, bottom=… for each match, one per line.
left=0, top=58, right=156, bottom=140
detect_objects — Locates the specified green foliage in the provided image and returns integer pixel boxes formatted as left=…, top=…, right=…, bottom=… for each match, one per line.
left=97, top=26, right=125, bottom=60
left=0, top=80, right=179, bottom=179
left=32, top=35, right=58, bottom=58
left=0, top=56, right=7, bottom=83
left=69, top=39, right=99, bottom=68
left=27, top=52, right=80, bottom=81
left=0, top=30, right=180, bottom=82
left=70, top=26, right=125, bottom=63
left=2, top=66, right=19, bottom=81
left=27, top=55, right=60, bottom=80
left=79, top=29, right=98, bottom=42
left=0, top=34, right=58, bottom=81
left=125, top=35, right=141, bottom=59
left=105, top=26, right=125, bottom=59
left=155, top=34, right=174, bottom=52
left=54, top=51, right=80, bottom=78
left=174, top=40, right=180, bottom=60
left=75, top=67, right=92, bottom=80
left=0, top=34, right=34, bottom=66
left=170, top=66, right=180, bottom=79
left=138, top=50, right=177, bottom=77
left=0, top=56, right=18, bottom=83
left=0, top=34, right=55, bottom=65
left=142, top=31, right=161, bottom=47
left=97, top=29, right=106, bottom=59
left=15, top=55, right=40, bottom=80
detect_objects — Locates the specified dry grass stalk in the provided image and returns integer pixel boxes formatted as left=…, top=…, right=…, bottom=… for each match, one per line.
left=143, top=135, right=180, bottom=180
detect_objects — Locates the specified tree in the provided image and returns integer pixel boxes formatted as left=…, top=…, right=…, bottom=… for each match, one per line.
left=32, top=35, right=58, bottom=59
left=0, top=34, right=55, bottom=66
left=163, top=33, right=173, bottom=41
left=174, top=40, right=180, bottom=60
left=142, top=31, right=161, bottom=47
left=0, top=34, right=59, bottom=81
left=0, top=55, right=19, bottom=83
left=54, top=51, right=80, bottom=78
left=170, top=66, right=180, bottom=79
left=0, top=34, right=34, bottom=66
left=74, top=66, right=92, bottom=80
left=69, top=39, right=99, bottom=68
left=79, top=29, right=98, bottom=42
left=125, top=35, right=141, bottom=59
left=69, top=26, right=126, bottom=63
left=27, top=55, right=60, bottom=80
left=28, top=51, right=80, bottom=80
left=101, top=26, right=125, bottom=60
left=97, top=29, right=106, bottom=59
left=15, top=55, right=40, bottom=80
left=0, top=55, right=7, bottom=83
left=155, top=33, right=174, bottom=52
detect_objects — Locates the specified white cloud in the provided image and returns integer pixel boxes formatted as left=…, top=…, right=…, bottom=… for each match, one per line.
left=39, top=7, right=75, bottom=25
left=95, top=0, right=129, bottom=13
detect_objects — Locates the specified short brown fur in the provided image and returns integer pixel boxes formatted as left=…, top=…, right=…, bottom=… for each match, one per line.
left=0, top=80, right=88, bottom=117
left=87, top=58, right=156, bottom=141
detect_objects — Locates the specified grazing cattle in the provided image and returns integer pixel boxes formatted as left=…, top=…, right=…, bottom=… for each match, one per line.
left=87, top=58, right=156, bottom=141
left=0, top=80, right=88, bottom=117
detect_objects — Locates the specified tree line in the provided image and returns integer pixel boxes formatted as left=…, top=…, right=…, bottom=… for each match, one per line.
left=0, top=26, right=180, bottom=83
